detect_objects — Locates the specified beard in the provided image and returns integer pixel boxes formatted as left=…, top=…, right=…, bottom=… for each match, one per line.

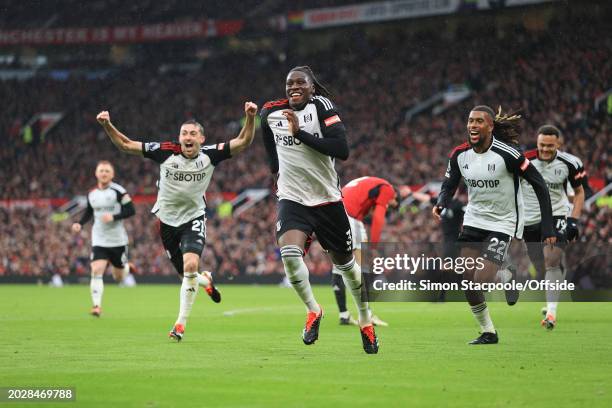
left=468, top=132, right=490, bottom=149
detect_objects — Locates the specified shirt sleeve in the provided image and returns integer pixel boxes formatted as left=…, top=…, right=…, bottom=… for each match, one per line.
left=78, top=197, right=94, bottom=225
left=293, top=97, right=348, bottom=159
left=142, top=141, right=178, bottom=164
left=314, top=96, right=347, bottom=139
left=374, top=184, right=396, bottom=207
left=437, top=153, right=461, bottom=208
left=563, top=159, right=584, bottom=189
left=202, top=142, right=232, bottom=166
left=112, top=189, right=135, bottom=221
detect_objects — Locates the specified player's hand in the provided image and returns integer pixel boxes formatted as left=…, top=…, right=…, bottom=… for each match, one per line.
left=101, top=214, right=114, bottom=223
left=244, top=102, right=258, bottom=117
left=432, top=206, right=443, bottom=221
left=282, top=109, right=299, bottom=136
left=544, top=236, right=557, bottom=248
left=565, top=217, right=579, bottom=241
left=71, top=223, right=82, bottom=233
left=96, top=111, right=110, bottom=125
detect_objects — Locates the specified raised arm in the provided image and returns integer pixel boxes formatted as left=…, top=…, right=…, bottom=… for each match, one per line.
left=229, top=102, right=258, bottom=156
left=96, top=111, right=143, bottom=155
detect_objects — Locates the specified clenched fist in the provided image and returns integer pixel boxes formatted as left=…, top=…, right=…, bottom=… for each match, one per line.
left=96, top=111, right=111, bottom=125
left=244, top=102, right=258, bottom=117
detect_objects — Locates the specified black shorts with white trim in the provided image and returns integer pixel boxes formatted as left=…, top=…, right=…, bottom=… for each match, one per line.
left=159, top=214, right=206, bottom=274
left=457, top=226, right=512, bottom=265
left=276, top=199, right=353, bottom=254
left=91, top=245, right=128, bottom=268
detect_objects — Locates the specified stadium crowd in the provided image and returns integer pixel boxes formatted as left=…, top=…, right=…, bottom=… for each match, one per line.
left=0, top=9, right=610, bottom=278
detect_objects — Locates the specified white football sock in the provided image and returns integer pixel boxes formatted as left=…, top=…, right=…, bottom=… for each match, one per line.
left=90, top=275, right=104, bottom=307
left=335, top=258, right=371, bottom=327
left=545, top=266, right=563, bottom=318
left=280, top=245, right=320, bottom=313
left=470, top=302, right=495, bottom=333
left=123, top=263, right=130, bottom=280
left=176, top=272, right=199, bottom=326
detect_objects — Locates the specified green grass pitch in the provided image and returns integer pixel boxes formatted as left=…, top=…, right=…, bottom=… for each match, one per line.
left=1, top=284, right=611, bottom=408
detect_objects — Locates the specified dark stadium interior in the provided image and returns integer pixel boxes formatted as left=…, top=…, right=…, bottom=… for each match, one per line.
left=0, top=0, right=610, bottom=280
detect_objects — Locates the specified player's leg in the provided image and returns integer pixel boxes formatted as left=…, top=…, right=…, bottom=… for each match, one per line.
left=280, top=228, right=325, bottom=345
left=277, top=201, right=320, bottom=310
left=523, top=225, right=552, bottom=323
left=110, top=245, right=136, bottom=287
left=542, top=243, right=564, bottom=330
left=276, top=200, right=322, bottom=345
left=279, top=229, right=319, bottom=310
left=162, top=218, right=219, bottom=303
left=461, top=246, right=497, bottom=344
left=523, top=224, right=547, bottom=281
left=173, top=251, right=200, bottom=335
left=333, top=215, right=362, bottom=325
left=89, top=247, right=108, bottom=317
left=331, top=268, right=353, bottom=324
left=327, top=246, right=371, bottom=327
left=318, top=203, right=378, bottom=354
left=496, top=238, right=522, bottom=306
left=350, top=217, right=387, bottom=326
left=458, top=228, right=506, bottom=344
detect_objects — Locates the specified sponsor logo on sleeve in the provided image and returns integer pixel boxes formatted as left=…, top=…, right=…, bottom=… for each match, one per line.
left=146, top=142, right=160, bottom=152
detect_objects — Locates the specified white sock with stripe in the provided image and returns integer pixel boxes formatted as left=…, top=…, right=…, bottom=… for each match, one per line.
left=470, top=302, right=495, bottom=333
left=545, top=266, right=563, bottom=318
left=280, top=245, right=320, bottom=313
left=90, top=275, right=104, bottom=307
left=335, top=258, right=371, bottom=327
left=176, top=272, right=199, bottom=326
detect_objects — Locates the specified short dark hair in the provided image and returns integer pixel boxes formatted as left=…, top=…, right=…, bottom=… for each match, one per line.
left=181, top=119, right=205, bottom=136
left=471, top=105, right=495, bottom=121
left=537, top=124, right=561, bottom=137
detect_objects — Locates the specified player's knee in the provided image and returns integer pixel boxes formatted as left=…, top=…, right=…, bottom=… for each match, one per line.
left=545, top=258, right=561, bottom=269
left=473, top=262, right=498, bottom=284
left=183, top=258, right=199, bottom=274
left=280, top=245, right=304, bottom=276
left=90, top=264, right=105, bottom=277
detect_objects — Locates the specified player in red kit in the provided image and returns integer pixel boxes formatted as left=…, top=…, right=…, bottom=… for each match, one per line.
left=332, top=176, right=408, bottom=326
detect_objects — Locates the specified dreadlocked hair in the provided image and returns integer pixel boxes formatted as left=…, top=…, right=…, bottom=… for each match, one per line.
left=289, top=66, right=332, bottom=98
left=493, top=106, right=522, bottom=147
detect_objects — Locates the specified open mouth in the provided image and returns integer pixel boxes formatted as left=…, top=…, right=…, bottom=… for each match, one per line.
left=469, top=130, right=480, bottom=141
left=289, top=91, right=303, bottom=102
left=184, top=142, right=194, bottom=149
